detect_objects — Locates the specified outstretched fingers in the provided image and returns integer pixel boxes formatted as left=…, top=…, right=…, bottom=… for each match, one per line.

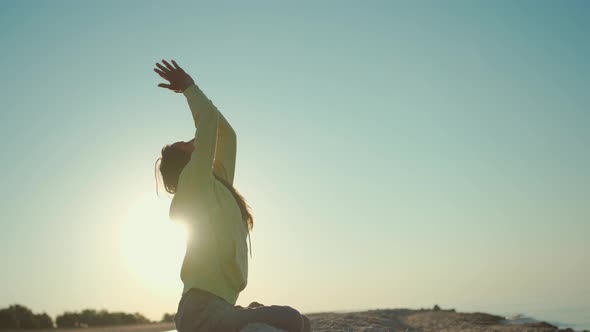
left=171, top=60, right=183, bottom=71
left=153, top=68, right=168, bottom=78
left=155, top=62, right=170, bottom=73
left=162, top=59, right=175, bottom=71
left=153, top=59, right=190, bottom=93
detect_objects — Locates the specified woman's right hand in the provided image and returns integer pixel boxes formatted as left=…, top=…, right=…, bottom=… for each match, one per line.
left=154, top=59, right=195, bottom=93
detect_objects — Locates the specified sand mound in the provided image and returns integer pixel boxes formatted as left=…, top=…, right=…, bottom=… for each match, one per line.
left=305, top=307, right=581, bottom=332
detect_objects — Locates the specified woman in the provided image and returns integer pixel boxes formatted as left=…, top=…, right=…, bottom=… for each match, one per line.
left=153, top=60, right=310, bottom=332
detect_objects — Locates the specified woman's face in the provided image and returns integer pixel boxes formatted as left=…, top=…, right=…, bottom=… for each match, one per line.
left=171, top=138, right=195, bottom=155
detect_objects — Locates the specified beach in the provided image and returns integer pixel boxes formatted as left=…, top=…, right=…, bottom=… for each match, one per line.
left=7, top=308, right=587, bottom=332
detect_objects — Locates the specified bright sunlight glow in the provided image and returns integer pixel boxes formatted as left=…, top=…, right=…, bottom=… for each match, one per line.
left=119, top=193, right=186, bottom=288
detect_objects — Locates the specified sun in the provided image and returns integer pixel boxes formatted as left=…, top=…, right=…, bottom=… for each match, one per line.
left=119, top=193, right=187, bottom=288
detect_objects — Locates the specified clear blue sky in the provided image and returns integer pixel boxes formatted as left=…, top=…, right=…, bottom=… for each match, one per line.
left=1, top=0, right=589, bottom=329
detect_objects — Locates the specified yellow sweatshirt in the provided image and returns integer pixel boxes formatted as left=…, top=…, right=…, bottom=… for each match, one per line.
left=169, top=84, right=250, bottom=305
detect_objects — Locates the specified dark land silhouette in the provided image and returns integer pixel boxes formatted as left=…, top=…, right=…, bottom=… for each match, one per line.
left=0, top=304, right=173, bottom=330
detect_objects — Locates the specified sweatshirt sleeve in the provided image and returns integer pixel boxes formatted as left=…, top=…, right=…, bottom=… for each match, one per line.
left=182, top=84, right=237, bottom=185
left=182, top=84, right=220, bottom=188
left=213, top=112, right=237, bottom=185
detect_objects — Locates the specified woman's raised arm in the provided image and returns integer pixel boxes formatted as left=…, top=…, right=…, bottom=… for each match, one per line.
left=214, top=112, right=237, bottom=185
left=155, top=59, right=237, bottom=185
left=154, top=60, right=219, bottom=190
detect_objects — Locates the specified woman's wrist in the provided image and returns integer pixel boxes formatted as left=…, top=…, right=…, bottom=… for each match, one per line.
left=181, top=79, right=195, bottom=92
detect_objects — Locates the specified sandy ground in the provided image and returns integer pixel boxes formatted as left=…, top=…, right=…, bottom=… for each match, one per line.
left=304, top=308, right=586, bottom=332
left=6, top=309, right=587, bottom=332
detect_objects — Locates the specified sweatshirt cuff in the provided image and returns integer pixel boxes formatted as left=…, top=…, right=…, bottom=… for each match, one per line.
left=183, top=84, right=200, bottom=99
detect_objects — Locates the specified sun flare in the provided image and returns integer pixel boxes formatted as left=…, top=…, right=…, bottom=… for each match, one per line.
left=119, top=193, right=186, bottom=288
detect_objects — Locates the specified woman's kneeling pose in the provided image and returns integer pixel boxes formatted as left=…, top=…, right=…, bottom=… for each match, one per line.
left=154, top=59, right=310, bottom=332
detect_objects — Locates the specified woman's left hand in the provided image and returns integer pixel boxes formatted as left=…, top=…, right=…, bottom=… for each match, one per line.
left=154, top=59, right=195, bottom=93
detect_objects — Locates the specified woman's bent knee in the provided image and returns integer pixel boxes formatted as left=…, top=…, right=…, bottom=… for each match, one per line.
left=271, top=306, right=303, bottom=332
left=236, top=305, right=304, bottom=332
